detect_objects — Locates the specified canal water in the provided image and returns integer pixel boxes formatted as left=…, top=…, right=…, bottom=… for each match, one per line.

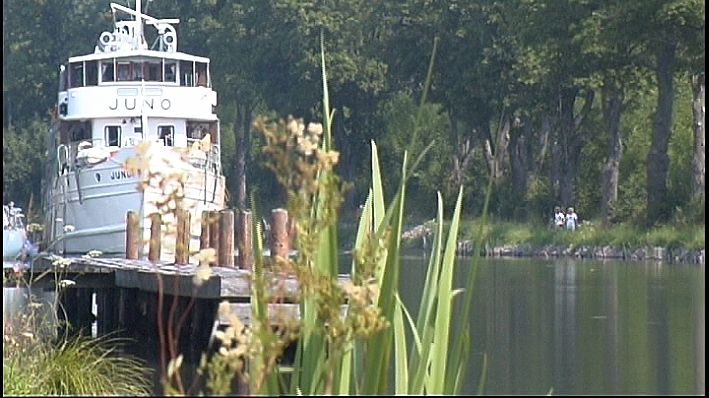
left=396, top=254, right=705, bottom=395
left=4, top=256, right=704, bottom=395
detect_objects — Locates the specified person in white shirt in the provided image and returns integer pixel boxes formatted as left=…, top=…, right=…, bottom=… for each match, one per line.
left=565, top=207, right=579, bottom=231
left=554, top=206, right=566, bottom=229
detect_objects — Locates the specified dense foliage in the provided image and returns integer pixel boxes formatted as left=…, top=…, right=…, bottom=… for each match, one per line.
left=2, top=0, right=705, bottom=226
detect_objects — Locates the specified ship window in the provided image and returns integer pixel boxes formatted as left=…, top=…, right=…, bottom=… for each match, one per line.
left=69, top=62, right=84, bottom=88
left=71, top=126, right=90, bottom=142
left=158, top=125, right=174, bottom=146
left=131, top=61, right=144, bottom=80
left=164, top=61, right=176, bottom=83
left=85, top=60, right=98, bottom=86
left=146, top=62, right=161, bottom=81
left=101, top=61, right=115, bottom=82
left=195, top=62, right=208, bottom=87
left=117, top=62, right=130, bottom=81
left=180, top=61, right=193, bottom=86
left=105, top=125, right=121, bottom=147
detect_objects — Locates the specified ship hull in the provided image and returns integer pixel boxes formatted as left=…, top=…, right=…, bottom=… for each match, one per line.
left=44, top=146, right=225, bottom=259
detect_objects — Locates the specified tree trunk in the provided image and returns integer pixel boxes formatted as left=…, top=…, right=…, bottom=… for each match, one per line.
left=510, top=117, right=531, bottom=202
left=449, top=126, right=473, bottom=192
left=600, top=84, right=624, bottom=224
left=234, top=102, right=252, bottom=210
left=533, top=114, right=552, bottom=176
left=484, top=116, right=510, bottom=182
left=646, top=42, right=676, bottom=225
left=558, top=88, right=594, bottom=207
left=691, top=73, right=705, bottom=200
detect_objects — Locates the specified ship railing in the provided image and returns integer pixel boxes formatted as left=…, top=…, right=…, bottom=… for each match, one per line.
left=64, top=138, right=116, bottom=171
left=57, top=138, right=221, bottom=175
left=186, top=138, right=221, bottom=175
left=3, top=202, right=25, bottom=230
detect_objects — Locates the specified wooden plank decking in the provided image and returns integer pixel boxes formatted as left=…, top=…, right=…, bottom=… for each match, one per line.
left=12, top=253, right=349, bottom=301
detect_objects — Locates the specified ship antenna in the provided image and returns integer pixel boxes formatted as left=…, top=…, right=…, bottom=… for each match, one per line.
left=134, top=0, right=144, bottom=47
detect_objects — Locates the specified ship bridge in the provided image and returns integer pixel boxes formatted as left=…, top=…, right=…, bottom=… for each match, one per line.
left=55, top=2, right=219, bottom=151
left=57, top=2, right=216, bottom=122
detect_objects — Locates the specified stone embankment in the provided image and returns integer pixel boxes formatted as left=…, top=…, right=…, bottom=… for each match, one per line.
left=402, top=224, right=705, bottom=264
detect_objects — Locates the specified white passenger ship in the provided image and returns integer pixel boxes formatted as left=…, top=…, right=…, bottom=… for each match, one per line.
left=42, top=2, right=225, bottom=257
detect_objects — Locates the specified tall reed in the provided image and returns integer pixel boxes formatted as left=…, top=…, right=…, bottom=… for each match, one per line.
left=218, top=33, right=489, bottom=395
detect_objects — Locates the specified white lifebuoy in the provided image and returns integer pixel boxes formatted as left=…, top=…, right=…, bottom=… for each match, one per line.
left=100, top=31, right=113, bottom=44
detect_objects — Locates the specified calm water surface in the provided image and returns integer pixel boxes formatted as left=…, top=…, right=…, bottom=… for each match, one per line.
left=5, top=256, right=703, bottom=395
left=397, top=255, right=705, bottom=395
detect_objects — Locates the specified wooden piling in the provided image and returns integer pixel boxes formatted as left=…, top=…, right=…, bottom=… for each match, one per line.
left=288, top=216, right=297, bottom=252
left=176, top=209, right=190, bottom=265
left=96, top=288, right=118, bottom=336
left=209, top=210, right=220, bottom=265
left=271, top=208, right=289, bottom=260
left=126, top=211, right=140, bottom=260
left=117, top=288, right=137, bottom=337
left=149, top=213, right=162, bottom=263
left=237, top=210, right=253, bottom=269
left=219, top=209, right=234, bottom=267
left=75, top=288, right=94, bottom=336
left=200, top=211, right=210, bottom=251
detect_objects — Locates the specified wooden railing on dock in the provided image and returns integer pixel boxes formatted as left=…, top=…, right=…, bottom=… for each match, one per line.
left=127, top=207, right=293, bottom=268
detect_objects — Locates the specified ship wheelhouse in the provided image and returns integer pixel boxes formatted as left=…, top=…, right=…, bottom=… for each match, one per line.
left=57, top=50, right=219, bottom=152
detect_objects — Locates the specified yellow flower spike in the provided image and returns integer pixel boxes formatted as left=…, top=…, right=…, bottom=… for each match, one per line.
left=307, top=122, right=323, bottom=136
left=193, top=264, right=212, bottom=286
left=287, top=118, right=300, bottom=137
left=196, top=248, right=217, bottom=266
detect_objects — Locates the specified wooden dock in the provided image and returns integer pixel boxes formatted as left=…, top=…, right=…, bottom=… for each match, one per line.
left=4, top=207, right=349, bottom=371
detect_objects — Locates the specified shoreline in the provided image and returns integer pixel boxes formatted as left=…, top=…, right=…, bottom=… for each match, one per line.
left=457, top=241, right=705, bottom=264
left=401, top=224, right=705, bottom=264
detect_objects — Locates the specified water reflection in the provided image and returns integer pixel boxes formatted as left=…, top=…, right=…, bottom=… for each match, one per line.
left=398, top=254, right=705, bottom=395
left=553, top=260, right=577, bottom=394
left=602, top=264, right=619, bottom=395
left=7, top=255, right=701, bottom=396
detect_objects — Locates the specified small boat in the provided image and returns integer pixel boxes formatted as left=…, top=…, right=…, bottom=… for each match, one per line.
left=3, top=202, right=28, bottom=261
left=41, top=2, right=226, bottom=257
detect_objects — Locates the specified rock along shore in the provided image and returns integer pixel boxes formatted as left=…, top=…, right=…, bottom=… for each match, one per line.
left=401, top=224, right=705, bottom=264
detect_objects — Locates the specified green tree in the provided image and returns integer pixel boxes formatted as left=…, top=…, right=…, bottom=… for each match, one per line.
left=629, top=0, right=705, bottom=224
left=377, top=91, right=452, bottom=212
left=3, top=120, right=48, bottom=210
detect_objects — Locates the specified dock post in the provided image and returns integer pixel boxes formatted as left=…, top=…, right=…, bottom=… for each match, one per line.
left=74, top=288, right=94, bottom=336
left=209, top=210, right=220, bottom=265
left=126, top=211, right=140, bottom=260
left=117, top=288, right=137, bottom=338
left=200, top=211, right=210, bottom=251
left=96, top=288, right=118, bottom=336
left=288, top=215, right=297, bottom=252
left=237, top=210, right=253, bottom=269
left=219, top=209, right=234, bottom=267
left=271, top=208, right=289, bottom=260
left=176, top=209, right=190, bottom=265
left=149, top=213, right=162, bottom=263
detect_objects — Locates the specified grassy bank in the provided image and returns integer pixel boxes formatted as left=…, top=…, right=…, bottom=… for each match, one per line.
left=2, top=291, right=152, bottom=396
left=3, top=329, right=152, bottom=396
left=456, top=220, right=705, bottom=251
left=3, top=324, right=153, bottom=396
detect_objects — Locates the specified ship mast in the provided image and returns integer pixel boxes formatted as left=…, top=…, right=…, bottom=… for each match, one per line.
left=135, top=0, right=142, bottom=46
left=108, top=2, right=179, bottom=52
